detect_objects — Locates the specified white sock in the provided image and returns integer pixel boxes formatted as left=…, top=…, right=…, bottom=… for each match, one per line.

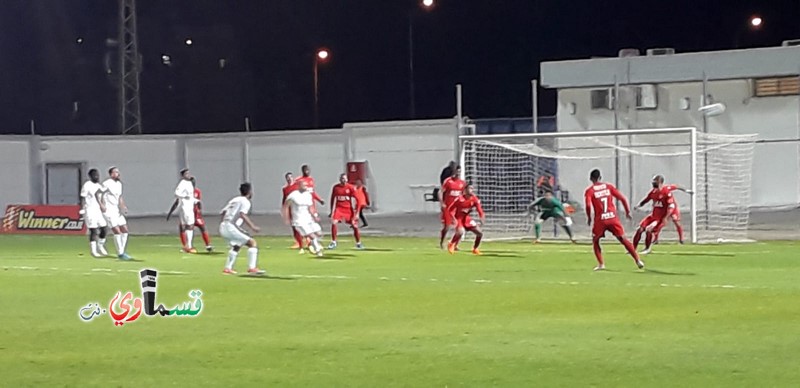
left=185, top=230, right=194, bottom=248
left=90, top=241, right=98, bottom=255
left=114, top=234, right=124, bottom=255
left=248, top=248, right=258, bottom=269
left=121, top=232, right=129, bottom=253
left=226, top=249, right=238, bottom=270
left=99, top=238, right=106, bottom=247
left=311, top=238, right=321, bottom=252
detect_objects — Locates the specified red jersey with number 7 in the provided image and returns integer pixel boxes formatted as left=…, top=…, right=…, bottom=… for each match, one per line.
left=584, top=182, right=631, bottom=223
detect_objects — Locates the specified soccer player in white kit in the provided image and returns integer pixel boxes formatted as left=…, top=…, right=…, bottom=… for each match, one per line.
left=174, top=168, right=198, bottom=253
left=80, top=169, right=109, bottom=258
left=102, top=167, right=132, bottom=260
left=219, top=183, right=265, bottom=275
left=282, top=180, right=325, bottom=257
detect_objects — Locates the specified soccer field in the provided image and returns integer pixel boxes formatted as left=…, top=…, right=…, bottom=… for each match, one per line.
left=1, top=235, right=799, bottom=387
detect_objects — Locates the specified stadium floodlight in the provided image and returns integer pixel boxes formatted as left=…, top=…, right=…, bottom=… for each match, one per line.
left=460, top=127, right=757, bottom=243
left=750, top=16, right=763, bottom=28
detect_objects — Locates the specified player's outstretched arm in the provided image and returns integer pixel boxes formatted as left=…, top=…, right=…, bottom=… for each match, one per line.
left=476, top=199, right=486, bottom=224
left=94, top=189, right=106, bottom=213
left=240, top=212, right=261, bottom=233
left=166, top=198, right=179, bottom=221
left=281, top=201, right=292, bottom=225
left=583, top=190, right=593, bottom=225
left=328, top=187, right=336, bottom=217
left=312, top=191, right=325, bottom=206
left=611, top=186, right=632, bottom=219
left=119, top=195, right=128, bottom=215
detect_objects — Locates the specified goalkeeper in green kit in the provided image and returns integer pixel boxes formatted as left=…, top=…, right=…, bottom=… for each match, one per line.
left=528, top=190, right=577, bottom=243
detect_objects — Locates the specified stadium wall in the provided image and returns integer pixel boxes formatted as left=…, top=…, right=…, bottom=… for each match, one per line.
left=0, top=119, right=458, bottom=217
left=553, top=79, right=800, bottom=209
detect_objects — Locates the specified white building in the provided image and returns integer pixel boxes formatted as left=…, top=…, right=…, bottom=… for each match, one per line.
left=541, top=44, right=800, bottom=209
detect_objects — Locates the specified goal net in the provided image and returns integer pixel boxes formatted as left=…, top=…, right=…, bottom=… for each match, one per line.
left=460, top=128, right=757, bottom=243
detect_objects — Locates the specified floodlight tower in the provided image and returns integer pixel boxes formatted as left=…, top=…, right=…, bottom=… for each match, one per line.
left=118, top=0, right=143, bottom=134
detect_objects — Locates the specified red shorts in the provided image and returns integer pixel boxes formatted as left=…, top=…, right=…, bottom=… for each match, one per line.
left=638, top=214, right=665, bottom=232
left=455, top=215, right=478, bottom=231
left=592, top=218, right=626, bottom=239
left=667, top=206, right=681, bottom=222
left=194, top=216, right=205, bottom=227
left=332, top=208, right=355, bottom=224
left=441, top=207, right=456, bottom=226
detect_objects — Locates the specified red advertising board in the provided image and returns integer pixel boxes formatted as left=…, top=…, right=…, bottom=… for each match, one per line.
left=2, top=205, right=86, bottom=235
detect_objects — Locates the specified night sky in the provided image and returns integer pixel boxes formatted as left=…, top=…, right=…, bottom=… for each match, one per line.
left=1, top=0, right=797, bottom=135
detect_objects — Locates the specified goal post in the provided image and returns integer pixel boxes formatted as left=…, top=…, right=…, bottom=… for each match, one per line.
left=459, top=127, right=757, bottom=243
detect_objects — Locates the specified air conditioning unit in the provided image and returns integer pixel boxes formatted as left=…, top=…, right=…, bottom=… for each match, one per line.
left=646, top=48, right=676, bottom=56
left=782, top=39, right=800, bottom=47
left=618, top=48, right=640, bottom=57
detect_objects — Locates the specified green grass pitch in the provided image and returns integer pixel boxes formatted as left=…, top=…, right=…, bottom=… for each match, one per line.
left=1, top=235, right=799, bottom=386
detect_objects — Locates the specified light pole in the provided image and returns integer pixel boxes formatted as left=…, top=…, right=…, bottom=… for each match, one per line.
left=409, top=0, right=434, bottom=119
left=313, top=48, right=330, bottom=128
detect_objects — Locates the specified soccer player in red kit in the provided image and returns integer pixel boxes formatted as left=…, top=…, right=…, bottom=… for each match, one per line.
left=653, top=181, right=689, bottom=245
left=282, top=172, right=304, bottom=249
left=439, top=165, right=466, bottom=249
left=634, top=175, right=689, bottom=252
left=584, top=169, right=644, bottom=271
left=294, top=164, right=325, bottom=207
left=446, top=184, right=486, bottom=255
left=327, top=173, right=363, bottom=250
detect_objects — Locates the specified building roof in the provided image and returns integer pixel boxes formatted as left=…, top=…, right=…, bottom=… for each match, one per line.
left=540, top=45, right=800, bottom=89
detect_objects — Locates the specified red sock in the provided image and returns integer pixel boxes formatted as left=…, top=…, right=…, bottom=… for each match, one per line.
left=473, top=233, right=483, bottom=250
left=179, top=226, right=186, bottom=247
left=633, top=229, right=643, bottom=249
left=331, top=224, right=338, bottom=242
left=292, top=228, right=302, bottom=246
left=353, top=227, right=361, bottom=243
left=592, top=237, right=604, bottom=265
left=675, top=222, right=685, bottom=242
left=202, top=231, right=211, bottom=246
left=450, top=232, right=462, bottom=245
left=645, top=232, right=653, bottom=249
left=620, top=237, right=640, bottom=261
left=440, top=228, right=448, bottom=245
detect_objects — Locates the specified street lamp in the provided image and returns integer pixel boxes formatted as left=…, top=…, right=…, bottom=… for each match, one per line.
left=409, top=0, right=435, bottom=119
left=314, top=48, right=330, bottom=128
left=734, top=15, right=763, bottom=48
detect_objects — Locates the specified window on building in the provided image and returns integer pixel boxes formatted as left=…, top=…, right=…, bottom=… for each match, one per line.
left=590, top=88, right=614, bottom=110
left=754, top=77, right=800, bottom=97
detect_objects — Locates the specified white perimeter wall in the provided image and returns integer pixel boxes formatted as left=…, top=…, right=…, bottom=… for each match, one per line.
left=555, top=79, right=800, bottom=208
left=0, top=139, right=31, bottom=209
left=0, top=119, right=458, bottom=216
left=347, top=119, right=458, bottom=213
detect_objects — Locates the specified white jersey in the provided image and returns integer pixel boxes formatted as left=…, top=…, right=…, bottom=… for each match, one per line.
left=221, top=196, right=251, bottom=226
left=81, top=181, right=105, bottom=213
left=174, top=179, right=196, bottom=213
left=102, top=178, right=123, bottom=212
left=286, top=190, right=314, bottom=224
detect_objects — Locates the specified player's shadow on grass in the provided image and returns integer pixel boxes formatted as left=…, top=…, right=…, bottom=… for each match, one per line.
left=641, top=268, right=697, bottom=276
left=237, top=274, right=297, bottom=281
left=671, top=252, right=735, bottom=258
left=479, top=252, right=524, bottom=258
left=315, top=253, right=354, bottom=260
left=357, top=248, right=394, bottom=252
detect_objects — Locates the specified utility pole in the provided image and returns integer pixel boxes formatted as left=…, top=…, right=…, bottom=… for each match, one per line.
left=118, top=0, right=142, bottom=134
